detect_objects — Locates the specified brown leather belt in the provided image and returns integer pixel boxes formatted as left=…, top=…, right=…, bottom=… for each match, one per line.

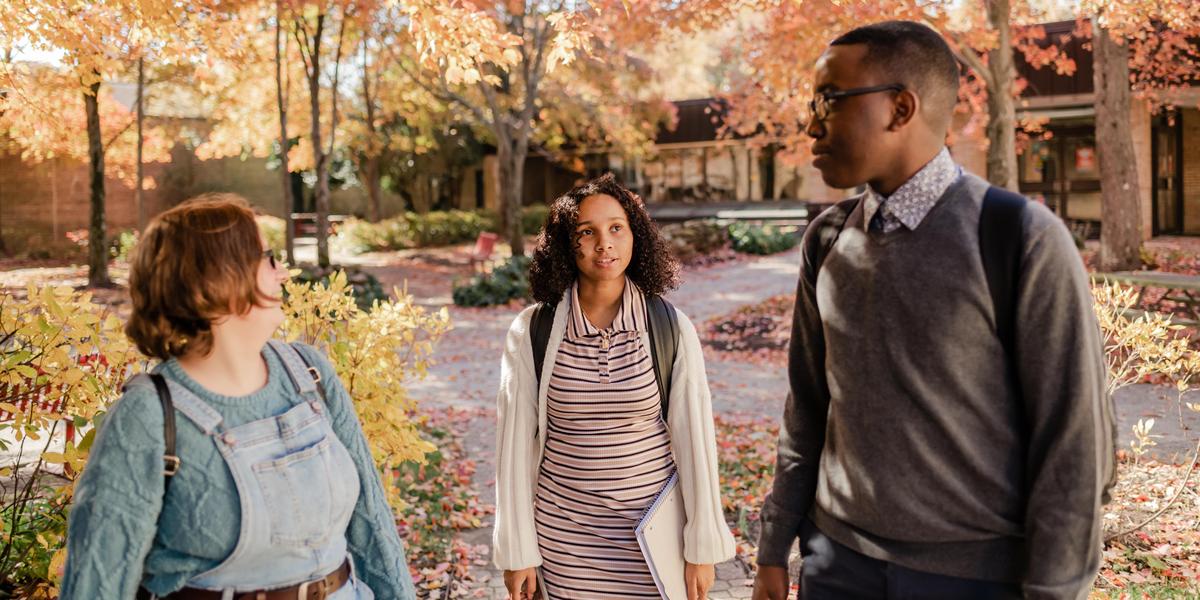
left=138, top=559, right=351, bottom=600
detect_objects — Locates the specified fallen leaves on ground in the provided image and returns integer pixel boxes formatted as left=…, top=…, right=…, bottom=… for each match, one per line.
left=1095, top=455, right=1200, bottom=596
left=702, top=294, right=793, bottom=366
left=398, top=406, right=495, bottom=598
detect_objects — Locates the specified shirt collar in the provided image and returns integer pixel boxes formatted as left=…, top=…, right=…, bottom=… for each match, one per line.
left=567, top=277, right=647, bottom=338
left=862, top=147, right=960, bottom=231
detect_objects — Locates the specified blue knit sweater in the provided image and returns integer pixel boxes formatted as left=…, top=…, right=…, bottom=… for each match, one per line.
left=60, top=343, right=417, bottom=599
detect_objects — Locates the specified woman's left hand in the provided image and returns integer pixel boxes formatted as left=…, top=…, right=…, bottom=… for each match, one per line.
left=685, top=562, right=715, bottom=600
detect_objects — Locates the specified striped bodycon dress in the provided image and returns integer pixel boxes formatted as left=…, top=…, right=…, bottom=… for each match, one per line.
left=533, top=279, right=676, bottom=599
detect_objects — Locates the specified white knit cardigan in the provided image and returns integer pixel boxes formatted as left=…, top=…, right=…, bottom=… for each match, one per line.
left=492, top=293, right=737, bottom=570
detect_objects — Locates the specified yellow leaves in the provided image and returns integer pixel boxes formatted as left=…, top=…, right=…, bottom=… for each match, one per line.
left=1, top=285, right=147, bottom=483
left=1129, top=418, right=1159, bottom=463
left=40, top=452, right=66, bottom=465
left=545, top=11, right=594, bottom=72
left=281, top=271, right=451, bottom=511
left=48, top=548, right=68, bottom=584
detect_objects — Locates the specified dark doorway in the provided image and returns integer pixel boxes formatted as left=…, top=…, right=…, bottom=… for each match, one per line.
left=1152, top=114, right=1185, bottom=235
left=1018, top=123, right=1102, bottom=232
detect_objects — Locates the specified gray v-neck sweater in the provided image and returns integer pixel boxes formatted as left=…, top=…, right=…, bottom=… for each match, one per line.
left=759, top=173, right=1113, bottom=600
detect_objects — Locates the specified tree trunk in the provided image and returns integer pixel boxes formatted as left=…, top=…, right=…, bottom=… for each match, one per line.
left=497, top=134, right=526, bottom=257
left=276, top=0, right=295, bottom=262
left=365, top=156, right=382, bottom=221
left=360, top=38, right=382, bottom=222
left=985, top=0, right=1019, bottom=191
left=84, top=80, right=110, bottom=287
left=302, top=14, right=330, bottom=267
left=1093, top=23, right=1142, bottom=271
left=135, top=57, right=145, bottom=230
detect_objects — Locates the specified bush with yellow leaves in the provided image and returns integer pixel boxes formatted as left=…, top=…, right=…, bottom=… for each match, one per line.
left=0, top=286, right=146, bottom=597
left=0, top=272, right=449, bottom=597
left=279, top=271, right=451, bottom=509
left=1092, top=281, right=1200, bottom=465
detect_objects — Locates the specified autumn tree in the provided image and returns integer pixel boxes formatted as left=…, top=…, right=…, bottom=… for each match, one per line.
left=391, top=1, right=676, bottom=255
left=711, top=1, right=1077, bottom=194
left=1079, top=1, right=1200, bottom=270
left=0, top=0, right=235, bottom=285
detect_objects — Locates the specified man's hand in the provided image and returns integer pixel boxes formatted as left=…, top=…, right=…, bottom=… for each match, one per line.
left=503, top=567, right=538, bottom=600
left=685, top=562, right=715, bottom=600
left=751, top=565, right=790, bottom=600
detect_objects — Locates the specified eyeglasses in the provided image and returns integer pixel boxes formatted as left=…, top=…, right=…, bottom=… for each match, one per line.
left=263, top=249, right=278, bottom=269
left=808, top=83, right=905, bottom=123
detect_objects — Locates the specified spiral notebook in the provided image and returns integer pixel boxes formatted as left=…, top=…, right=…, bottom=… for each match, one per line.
left=635, top=471, right=687, bottom=600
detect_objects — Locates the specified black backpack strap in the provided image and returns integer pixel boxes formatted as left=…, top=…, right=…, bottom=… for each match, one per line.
left=645, top=295, right=680, bottom=420
left=147, top=373, right=180, bottom=486
left=808, top=197, right=861, bottom=283
left=531, top=302, right=557, bottom=389
left=979, top=186, right=1027, bottom=358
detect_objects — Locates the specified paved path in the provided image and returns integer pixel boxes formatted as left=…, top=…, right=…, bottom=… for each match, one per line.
left=399, top=248, right=1198, bottom=599
left=404, top=252, right=799, bottom=598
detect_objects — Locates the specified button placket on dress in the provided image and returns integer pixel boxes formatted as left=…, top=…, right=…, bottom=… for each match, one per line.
left=598, top=330, right=611, bottom=383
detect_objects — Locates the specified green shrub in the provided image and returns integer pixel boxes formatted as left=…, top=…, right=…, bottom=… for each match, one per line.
left=0, top=494, right=69, bottom=597
left=109, top=229, right=139, bottom=263
left=291, top=265, right=388, bottom=312
left=660, top=220, right=730, bottom=264
left=407, top=210, right=492, bottom=247
left=727, top=222, right=799, bottom=255
left=344, top=206, right=551, bottom=252
left=452, top=255, right=531, bottom=307
left=343, top=211, right=491, bottom=252
left=521, top=204, right=551, bottom=236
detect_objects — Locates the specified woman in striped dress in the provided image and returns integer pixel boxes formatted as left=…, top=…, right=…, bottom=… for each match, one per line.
left=493, top=174, right=735, bottom=600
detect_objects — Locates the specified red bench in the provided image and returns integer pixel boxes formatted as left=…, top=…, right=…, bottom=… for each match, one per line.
left=470, top=232, right=501, bottom=272
left=0, top=379, right=76, bottom=447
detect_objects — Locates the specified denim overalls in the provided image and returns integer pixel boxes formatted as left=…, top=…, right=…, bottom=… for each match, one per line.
left=142, top=340, right=372, bottom=599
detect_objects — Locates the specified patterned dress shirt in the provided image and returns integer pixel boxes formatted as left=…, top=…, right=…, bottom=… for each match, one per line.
left=862, top=147, right=963, bottom=233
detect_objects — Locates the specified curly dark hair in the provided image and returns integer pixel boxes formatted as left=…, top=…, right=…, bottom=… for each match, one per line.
left=529, top=173, right=680, bottom=305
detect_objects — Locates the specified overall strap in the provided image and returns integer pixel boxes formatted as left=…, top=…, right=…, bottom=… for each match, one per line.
left=644, top=295, right=679, bottom=419
left=292, top=344, right=329, bottom=404
left=266, top=339, right=322, bottom=402
left=979, top=186, right=1027, bottom=359
left=125, top=373, right=224, bottom=436
left=531, top=302, right=556, bottom=389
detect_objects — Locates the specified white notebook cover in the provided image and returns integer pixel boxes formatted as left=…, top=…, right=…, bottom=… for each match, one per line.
left=635, top=471, right=687, bottom=600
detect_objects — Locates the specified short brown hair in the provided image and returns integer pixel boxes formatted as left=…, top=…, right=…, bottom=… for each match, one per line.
left=125, top=193, right=274, bottom=360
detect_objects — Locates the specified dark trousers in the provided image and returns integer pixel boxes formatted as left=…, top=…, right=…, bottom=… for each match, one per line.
left=798, top=519, right=1022, bottom=600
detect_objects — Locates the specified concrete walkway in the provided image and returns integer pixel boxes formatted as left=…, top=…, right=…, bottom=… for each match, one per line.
left=399, top=248, right=1197, bottom=599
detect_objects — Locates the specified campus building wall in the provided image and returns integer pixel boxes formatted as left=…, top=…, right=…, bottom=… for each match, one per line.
left=0, top=143, right=410, bottom=253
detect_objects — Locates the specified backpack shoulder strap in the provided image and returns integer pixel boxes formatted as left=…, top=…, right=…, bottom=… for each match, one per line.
left=807, top=197, right=861, bottom=283
left=124, top=373, right=181, bottom=488
left=645, top=295, right=679, bottom=420
left=147, top=374, right=179, bottom=483
left=531, top=302, right=557, bottom=389
left=979, top=186, right=1027, bottom=358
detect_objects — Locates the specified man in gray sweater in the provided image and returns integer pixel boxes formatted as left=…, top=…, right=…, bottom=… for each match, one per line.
left=751, top=21, right=1115, bottom=600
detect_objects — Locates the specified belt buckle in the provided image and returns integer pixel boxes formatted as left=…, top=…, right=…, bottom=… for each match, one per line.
left=296, top=579, right=327, bottom=600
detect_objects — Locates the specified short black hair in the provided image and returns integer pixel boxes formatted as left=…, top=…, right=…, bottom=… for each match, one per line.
left=831, top=20, right=961, bottom=129
left=528, top=173, right=680, bottom=305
